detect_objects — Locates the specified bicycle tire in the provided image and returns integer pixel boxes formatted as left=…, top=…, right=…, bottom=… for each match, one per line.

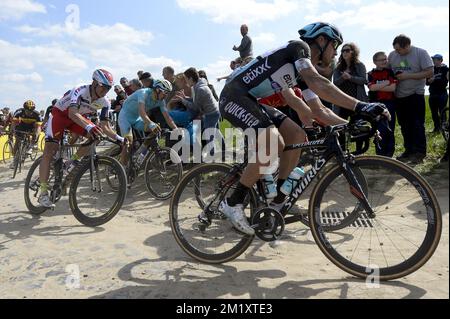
left=308, top=156, right=442, bottom=281
left=170, top=163, right=256, bottom=264
left=2, top=140, right=13, bottom=164
left=24, top=157, right=48, bottom=215
left=144, top=146, right=183, bottom=200
left=69, top=156, right=127, bottom=227
left=12, top=140, right=22, bottom=179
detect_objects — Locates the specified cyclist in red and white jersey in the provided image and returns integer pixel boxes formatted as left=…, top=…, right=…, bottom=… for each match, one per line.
left=38, top=69, right=124, bottom=208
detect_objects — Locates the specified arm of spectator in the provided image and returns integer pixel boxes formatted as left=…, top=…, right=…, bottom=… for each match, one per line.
left=349, top=64, right=368, bottom=85
left=397, top=67, right=434, bottom=81
left=234, top=36, right=250, bottom=53
left=378, top=83, right=397, bottom=92
left=332, top=69, right=345, bottom=86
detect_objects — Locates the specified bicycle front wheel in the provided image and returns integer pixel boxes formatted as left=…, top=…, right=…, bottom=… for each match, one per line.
left=69, top=156, right=127, bottom=227
left=309, top=156, right=442, bottom=281
left=144, top=147, right=183, bottom=200
left=170, top=163, right=256, bottom=264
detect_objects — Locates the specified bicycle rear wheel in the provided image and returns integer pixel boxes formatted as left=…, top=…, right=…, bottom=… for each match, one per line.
left=309, top=156, right=442, bottom=281
left=144, top=146, right=183, bottom=200
left=69, top=156, right=127, bottom=227
left=2, top=140, right=13, bottom=164
left=170, top=163, right=256, bottom=264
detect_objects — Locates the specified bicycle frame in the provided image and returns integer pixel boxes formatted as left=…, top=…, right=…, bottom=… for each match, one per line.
left=281, top=124, right=375, bottom=222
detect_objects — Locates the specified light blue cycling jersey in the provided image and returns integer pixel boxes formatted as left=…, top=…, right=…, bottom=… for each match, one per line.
left=121, top=88, right=167, bottom=120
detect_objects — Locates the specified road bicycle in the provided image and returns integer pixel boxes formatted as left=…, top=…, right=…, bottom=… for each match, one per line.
left=169, top=120, right=442, bottom=281
left=11, top=130, right=39, bottom=179
left=24, top=135, right=127, bottom=227
left=108, top=129, right=183, bottom=200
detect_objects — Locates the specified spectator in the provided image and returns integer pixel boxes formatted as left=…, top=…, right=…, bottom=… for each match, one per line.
left=137, top=70, right=144, bottom=79
left=427, top=54, right=449, bottom=133
left=333, top=42, right=368, bottom=152
left=129, top=79, right=143, bottom=93
left=217, top=58, right=243, bottom=82
left=42, top=99, right=58, bottom=128
left=368, top=52, right=398, bottom=157
left=333, top=42, right=369, bottom=118
left=233, top=24, right=253, bottom=60
left=388, top=34, right=434, bottom=164
left=198, top=70, right=219, bottom=102
left=140, top=72, right=154, bottom=88
left=163, top=66, right=178, bottom=104
left=120, top=77, right=134, bottom=96
left=175, top=67, right=223, bottom=155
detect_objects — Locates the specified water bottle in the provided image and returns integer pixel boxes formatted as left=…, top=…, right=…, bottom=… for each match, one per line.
left=280, top=167, right=305, bottom=196
left=136, top=146, right=148, bottom=167
left=262, top=174, right=277, bottom=199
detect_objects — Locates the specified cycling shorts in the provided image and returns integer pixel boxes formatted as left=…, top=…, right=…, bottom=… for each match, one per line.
left=118, top=112, right=145, bottom=139
left=219, top=84, right=288, bottom=131
left=45, top=108, right=91, bottom=141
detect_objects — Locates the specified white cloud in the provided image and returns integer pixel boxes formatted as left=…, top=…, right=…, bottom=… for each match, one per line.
left=307, top=1, right=449, bottom=30
left=0, top=39, right=88, bottom=74
left=176, top=0, right=299, bottom=25
left=0, top=0, right=46, bottom=21
left=0, top=72, right=43, bottom=83
left=253, top=32, right=277, bottom=49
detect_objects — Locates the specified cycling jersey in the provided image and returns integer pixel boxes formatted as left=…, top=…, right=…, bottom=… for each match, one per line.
left=220, top=40, right=313, bottom=130
left=258, top=87, right=303, bottom=108
left=46, top=84, right=110, bottom=141
left=55, top=85, right=110, bottom=117
left=119, top=88, right=167, bottom=137
left=12, top=108, right=42, bottom=133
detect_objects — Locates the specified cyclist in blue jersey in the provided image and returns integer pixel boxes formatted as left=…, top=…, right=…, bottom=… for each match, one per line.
left=218, top=22, right=391, bottom=235
left=118, top=79, right=182, bottom=165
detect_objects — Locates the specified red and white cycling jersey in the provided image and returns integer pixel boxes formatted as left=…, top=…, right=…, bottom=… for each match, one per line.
left=55, top=85, right=110, bottom=116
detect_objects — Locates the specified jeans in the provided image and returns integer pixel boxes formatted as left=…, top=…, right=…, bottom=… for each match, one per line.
left=201, top=110, right=224, bottom=156
left=429, top=93, right=449, bottom=131
left=396, top=94, right=427, bottom=155
left=376, top=100, right=396, bottom=157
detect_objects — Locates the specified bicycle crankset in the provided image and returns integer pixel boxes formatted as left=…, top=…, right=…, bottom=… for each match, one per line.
left=251, top=208, right=285, bottom=242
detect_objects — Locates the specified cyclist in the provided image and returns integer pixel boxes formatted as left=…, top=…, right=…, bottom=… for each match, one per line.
left=38, top=69, right=124, bottom=208
left=9, top=100, right=42, bottom=168
left=42, top=99, right=58, bottom=129
left=118, top=79, right=182, bottom=165
left=218, top=22, right=391, bottom=235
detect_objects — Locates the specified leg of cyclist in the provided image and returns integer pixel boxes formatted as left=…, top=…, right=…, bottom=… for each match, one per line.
left=219, top=91, right=287, bottom=235
left=38, top=113, right=63, bottom=208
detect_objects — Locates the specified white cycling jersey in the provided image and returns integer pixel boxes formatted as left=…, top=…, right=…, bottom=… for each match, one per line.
left=54, top=85, right=110, bottom=116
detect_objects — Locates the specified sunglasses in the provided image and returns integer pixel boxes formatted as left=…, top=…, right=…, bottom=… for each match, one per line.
left=341, top=48, right=353, bottom=53
left=332, top=41, right=341, bottom=51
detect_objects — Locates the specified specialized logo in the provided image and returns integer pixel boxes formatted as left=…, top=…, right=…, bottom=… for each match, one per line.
left=243, top=58, right=272, bottom=84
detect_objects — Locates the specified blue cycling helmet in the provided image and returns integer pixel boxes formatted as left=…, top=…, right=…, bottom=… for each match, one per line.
left=299, top=22, right=343, bottom=46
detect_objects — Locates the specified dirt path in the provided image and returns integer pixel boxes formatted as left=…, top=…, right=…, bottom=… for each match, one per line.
left=0, top=160, right=448, bottom=299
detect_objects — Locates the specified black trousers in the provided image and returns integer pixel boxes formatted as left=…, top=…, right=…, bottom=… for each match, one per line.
left=396, top=94, right=427, bottom=155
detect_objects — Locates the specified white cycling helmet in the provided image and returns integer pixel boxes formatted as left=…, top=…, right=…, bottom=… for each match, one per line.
left=153, top=79, right=173, bottom=93
left=93, top=69, right=114, bottom=87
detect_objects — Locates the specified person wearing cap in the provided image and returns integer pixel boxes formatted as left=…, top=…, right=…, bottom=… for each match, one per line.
left=427, top=54, right=449, bottom=133
left=388, top=34, right=434, bottom=164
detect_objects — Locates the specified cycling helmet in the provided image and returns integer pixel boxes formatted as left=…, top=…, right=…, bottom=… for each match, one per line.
left=153, top=79, right=173, bottom=93
left=299, top=22, right=343, bottom=46
left=92, top=69, right=114, bottom=87
left=23, top=100, right=36, bottom=111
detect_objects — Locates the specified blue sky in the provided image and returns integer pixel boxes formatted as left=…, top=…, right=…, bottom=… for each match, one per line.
left=0, top=0, right=449, bottom=112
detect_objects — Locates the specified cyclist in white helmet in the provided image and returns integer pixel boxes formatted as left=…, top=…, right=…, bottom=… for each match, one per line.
left=37, top=69, right=124, bottom=209
left=118, top=79, right=182, bottom=165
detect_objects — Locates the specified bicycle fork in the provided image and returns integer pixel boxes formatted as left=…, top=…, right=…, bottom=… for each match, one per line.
left=338, top=155, right=376, bottom=219
left=89, top=146, right=102, bottom=193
